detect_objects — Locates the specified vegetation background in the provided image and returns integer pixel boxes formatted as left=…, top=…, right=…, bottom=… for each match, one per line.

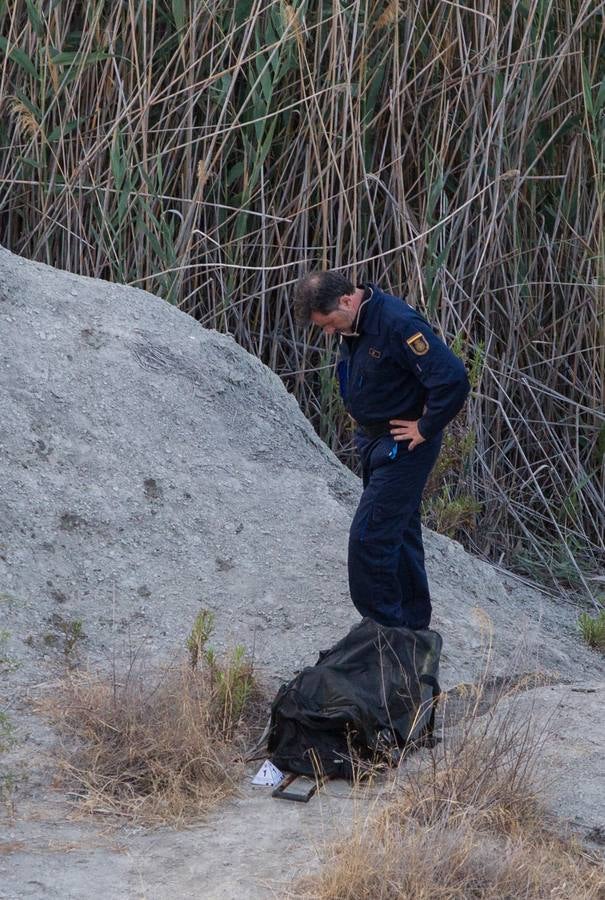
left=0, top=0, right=603, bottom=606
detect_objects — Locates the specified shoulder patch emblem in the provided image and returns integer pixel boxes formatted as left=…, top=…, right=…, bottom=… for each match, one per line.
left=406, top=331, right=429, bottom=356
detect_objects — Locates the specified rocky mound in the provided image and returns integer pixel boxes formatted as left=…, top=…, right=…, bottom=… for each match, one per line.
left=1, top=246, right=601, bottom=687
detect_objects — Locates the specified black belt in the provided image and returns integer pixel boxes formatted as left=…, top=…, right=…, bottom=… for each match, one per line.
left=354, top=412, right=421, bottom=439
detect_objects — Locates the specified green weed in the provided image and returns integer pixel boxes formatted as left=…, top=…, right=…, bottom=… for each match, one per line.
left=428, top=491, right=482, bottom=539
left=0, top=772, right=16, bottom=817
left=211, top=644, right=254, bottom=736
left=578, top=608, right=605, bottom=650
left=186, top=610, right=255, bottom=737
left=0, top=710, right=14, bottom=754
left=0, top=629, right=18, bottom=673
left=186, top=610, right=215, bottom=670
left=46, top=615, right=85, bottom=665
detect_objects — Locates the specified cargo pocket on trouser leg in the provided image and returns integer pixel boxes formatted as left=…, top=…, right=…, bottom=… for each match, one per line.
left=349, top=493, right=373, bottom=544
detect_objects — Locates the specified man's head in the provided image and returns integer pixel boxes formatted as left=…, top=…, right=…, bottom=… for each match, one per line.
left=293, top=271, right=363, bottom=335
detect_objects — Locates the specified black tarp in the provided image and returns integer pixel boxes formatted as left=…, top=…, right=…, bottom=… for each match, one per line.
left=268, top=618, right=442, bottom=778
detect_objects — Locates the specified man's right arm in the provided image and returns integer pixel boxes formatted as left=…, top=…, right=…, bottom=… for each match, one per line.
left=398, top=321, right=470, bottom=440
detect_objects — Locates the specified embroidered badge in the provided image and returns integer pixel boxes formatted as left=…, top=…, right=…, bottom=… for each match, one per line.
left=368, top=347, right=382, bottom=359
left=406, top=331, right=429, bottom=356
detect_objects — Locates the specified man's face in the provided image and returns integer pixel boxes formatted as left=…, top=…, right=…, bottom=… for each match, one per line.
left=310, top=301, right=356, bottom=336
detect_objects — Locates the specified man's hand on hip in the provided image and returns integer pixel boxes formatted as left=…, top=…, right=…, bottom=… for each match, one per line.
left=389, top=418, right=426, bottom=450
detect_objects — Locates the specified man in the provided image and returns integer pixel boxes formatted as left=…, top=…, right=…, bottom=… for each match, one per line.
left=294, top=271, right=470, bottom=630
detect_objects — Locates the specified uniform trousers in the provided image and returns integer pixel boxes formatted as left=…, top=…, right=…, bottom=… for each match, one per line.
left=348, top=431, right=442, bottom=629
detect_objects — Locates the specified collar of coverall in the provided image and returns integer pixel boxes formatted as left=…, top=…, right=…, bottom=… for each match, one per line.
left=339, top=284, right=378, bottom=338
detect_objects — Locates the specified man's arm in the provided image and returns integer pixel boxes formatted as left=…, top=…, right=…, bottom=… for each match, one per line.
left=391, top=320, right=470, bottom=448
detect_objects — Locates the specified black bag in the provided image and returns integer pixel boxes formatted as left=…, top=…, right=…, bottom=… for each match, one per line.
left=268, top=618, right=442, bottom=778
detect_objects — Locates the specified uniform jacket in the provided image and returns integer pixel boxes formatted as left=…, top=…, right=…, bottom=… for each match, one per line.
left=337, top=285, right=470, bottom=440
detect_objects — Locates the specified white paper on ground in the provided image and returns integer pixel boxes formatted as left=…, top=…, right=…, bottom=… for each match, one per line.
left=251, top=759, right=284, bottom=786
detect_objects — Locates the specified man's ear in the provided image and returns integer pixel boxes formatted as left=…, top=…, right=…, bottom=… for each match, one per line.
left=339, top=293, right=355, bottom=310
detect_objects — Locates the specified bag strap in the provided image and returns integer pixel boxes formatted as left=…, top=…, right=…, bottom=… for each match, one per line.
left=419, top=674, right=441, bottom=746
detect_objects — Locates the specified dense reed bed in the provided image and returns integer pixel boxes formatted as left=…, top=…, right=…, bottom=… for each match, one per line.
left=0, top=0, right=603, bottom=601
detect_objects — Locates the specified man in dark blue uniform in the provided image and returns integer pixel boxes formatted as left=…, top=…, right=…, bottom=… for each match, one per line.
left=294, top=271, right=470, bottom=630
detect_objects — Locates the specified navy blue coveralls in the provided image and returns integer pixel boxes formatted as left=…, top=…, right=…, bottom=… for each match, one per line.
left=338, top=285, right=470, bottom=629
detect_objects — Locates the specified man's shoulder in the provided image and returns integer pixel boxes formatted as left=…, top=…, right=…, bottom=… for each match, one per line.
left=373, top=287, right=428, bottom=335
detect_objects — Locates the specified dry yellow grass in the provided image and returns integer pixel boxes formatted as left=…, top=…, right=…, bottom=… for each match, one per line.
left=44, top=658, right=265, bottom=825
left=290, top=683, right=605, bottom=899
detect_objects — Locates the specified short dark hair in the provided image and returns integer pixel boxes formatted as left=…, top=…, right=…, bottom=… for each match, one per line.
left=293, top=271, right=355, bottom=326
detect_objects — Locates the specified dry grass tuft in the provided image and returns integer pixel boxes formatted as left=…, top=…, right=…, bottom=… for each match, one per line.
left=296, top=818, right=604, bottom=900
left=45, top=656, right=265, bottom=824
left=290, top=680, right=605, bottom=899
